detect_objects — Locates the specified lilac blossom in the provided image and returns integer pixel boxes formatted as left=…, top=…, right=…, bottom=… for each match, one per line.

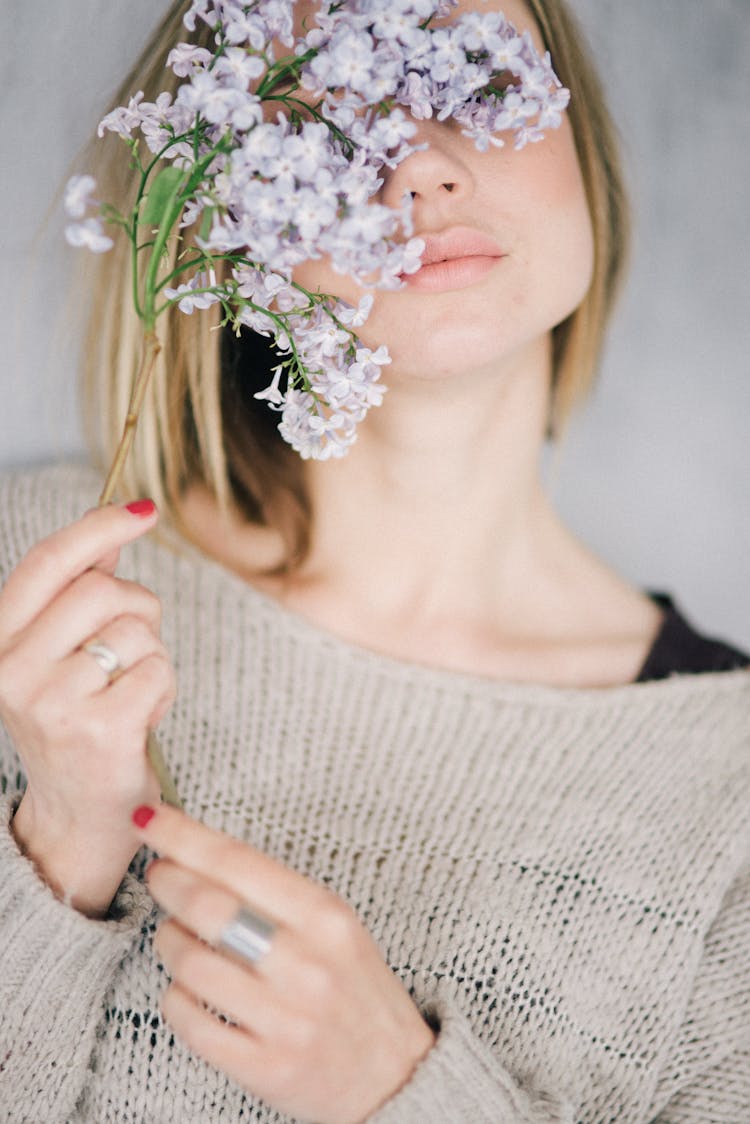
left=69, top=0, right=570, bottom=459
left=97, top=92, right=146, bottom=140
left=163, top=269, right=221, bottom=314
left=166, top=43, right=213, bottom=78
left=63, top=175, right=113, bottom=252
left=65, top=216, right=114, bottom=254
left=63, top=174, right=98, bottom=219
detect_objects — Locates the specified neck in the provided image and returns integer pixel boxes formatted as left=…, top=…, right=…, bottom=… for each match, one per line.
left=296, top=337, right=560, bottom=625
left=179, top=336, right=662, bottom=686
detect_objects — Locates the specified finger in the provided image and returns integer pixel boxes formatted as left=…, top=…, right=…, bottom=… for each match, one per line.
left=3, top=628, right=175, bottom=737
left=78, top=508, right=121, bottom=576
left=93, top=546, right=121, bottom=577
left=160, top=981, right=266, bottom=1092
left=160, top=982, right=320, bottom=1117
left=14, top=569, right=163, bottom=668
left=102, top=651, right=177, bottom=728
left=133, top=805, right=324, bottom=928
left=65, top=616, right=167, bottom=694
left=147, top=862, right=336, bottom=1014
left=0, top=501, right=158, bottom=642
left=147, top=859, right=266, bottom=945
left=147, top=860, right=289, bottom=978
left=154, top=918, right=286, bottom=1038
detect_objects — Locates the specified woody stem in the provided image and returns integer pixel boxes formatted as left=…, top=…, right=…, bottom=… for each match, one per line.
left=96, top=329, right=183, bottom=809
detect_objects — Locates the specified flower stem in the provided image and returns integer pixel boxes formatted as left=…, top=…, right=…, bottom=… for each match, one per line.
left=97, top=329, right=183, bottom=810
left=145, top=731, right=183, bottom=809
left=98, top=329, right=158, bottom=503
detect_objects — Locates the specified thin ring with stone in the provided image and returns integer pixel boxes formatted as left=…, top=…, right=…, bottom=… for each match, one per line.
left=82, top=639, right=123, bottom=683
left=217, top=905, right=276, bottom=967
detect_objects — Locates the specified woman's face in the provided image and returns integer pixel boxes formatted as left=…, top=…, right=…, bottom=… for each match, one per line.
left=292, top=0, right=595, bottom=385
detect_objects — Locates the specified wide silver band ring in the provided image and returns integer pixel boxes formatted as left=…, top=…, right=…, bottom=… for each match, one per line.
left=82, top=639, right=123, bottom=682
left=217, top=905, right=276, bottom=967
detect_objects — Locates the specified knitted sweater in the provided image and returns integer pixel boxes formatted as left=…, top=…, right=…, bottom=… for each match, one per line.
left=0, top=464, right=748, bottom=1124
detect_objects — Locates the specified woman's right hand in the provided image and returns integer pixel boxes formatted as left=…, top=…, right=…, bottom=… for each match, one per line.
left=0, top=500, right=177, bottom=917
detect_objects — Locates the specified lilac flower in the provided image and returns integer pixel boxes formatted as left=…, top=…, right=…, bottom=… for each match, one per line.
left=98, top=92, right=145, bottom=139
left=430, top=29, right=472, bottom=85
left=163, top=270, right=221, bottom=313
left=166, top=43, right=212, bottom=78
left=70, top=0, right=571, bottom=460
left=291, top=187, right=338, bottom=241
left=369, top=7, right=429, bottom=47
left=277, top=124, right=332, bottom=183
left=137, top=92, right=195, bottom=157
left=182, top=0, right=213, bottom=33
left=64, top=174, right=98, bottom=219
left=458, top=11, right=518, bottom=54
left=223, top=8, right=277, bottom=50
left=254, top=364, right=286, bottom=406
left=399, top=73, right=435, bottom=121
left=337, top=294, right=374, bottom=328
left=278, top=390, right=342, bottom=461
left=65, top=217, right=114, bottom=254
left=176, top=71, right=253, bottom=128
left=64, top=175, right=112, bottom=252
left=212, top=48, right=267, bottom=89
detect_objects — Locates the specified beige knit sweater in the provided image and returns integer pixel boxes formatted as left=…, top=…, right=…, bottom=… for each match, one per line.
left=0, top=464, right=748, bottom=1124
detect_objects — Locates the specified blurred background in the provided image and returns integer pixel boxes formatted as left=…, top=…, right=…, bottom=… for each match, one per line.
left=1, top=0, right=748, bottom=646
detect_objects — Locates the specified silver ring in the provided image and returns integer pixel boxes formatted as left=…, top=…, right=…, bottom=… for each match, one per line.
left=218, top=905, right=276, bottom=967
left=82, top=639, right=122, bottom=681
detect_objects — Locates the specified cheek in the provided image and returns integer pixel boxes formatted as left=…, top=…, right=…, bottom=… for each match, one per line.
left=292, top=257, right=362, bottom=304
left=517, top=128, right=595, bottom=311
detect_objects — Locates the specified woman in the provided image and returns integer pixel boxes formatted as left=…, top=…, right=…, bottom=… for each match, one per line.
left=0, top=0, right=747, bottom=1121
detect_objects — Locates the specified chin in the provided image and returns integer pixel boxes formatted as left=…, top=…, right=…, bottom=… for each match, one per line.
left=367, top=303, right=549, bottom=383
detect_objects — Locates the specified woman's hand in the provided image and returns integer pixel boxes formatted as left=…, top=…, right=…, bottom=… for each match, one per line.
left=0, top=502, right=176, bottom=916
left=134, top=803, right=436, bottom=1124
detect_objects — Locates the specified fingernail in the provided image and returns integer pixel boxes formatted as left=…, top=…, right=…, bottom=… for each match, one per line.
left=132, top=805, right=156, bottom=829
left=124, top=499, right=157, bottom=518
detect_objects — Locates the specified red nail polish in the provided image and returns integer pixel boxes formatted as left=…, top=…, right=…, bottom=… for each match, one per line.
left=132, top=805, right=156, bottom=829
left=124, top=499, right=157, bottom=518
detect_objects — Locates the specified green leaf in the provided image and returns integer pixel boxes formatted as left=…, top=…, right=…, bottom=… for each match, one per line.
left=140, top=165, right=185, bottom=227
left=199, top=206, right=215, bottom=242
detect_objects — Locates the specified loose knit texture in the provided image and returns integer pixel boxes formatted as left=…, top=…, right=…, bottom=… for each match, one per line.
left=0, top=463, right=748, bottom=1124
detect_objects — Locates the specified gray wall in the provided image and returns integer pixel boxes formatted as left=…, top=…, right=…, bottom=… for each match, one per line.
left=1, top=2, right=748, bottom=647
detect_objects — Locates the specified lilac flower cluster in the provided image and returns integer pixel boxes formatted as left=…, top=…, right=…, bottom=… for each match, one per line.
left=301, top=1, right=570, bottom=151
left=64, top=0, right=569, bottom=460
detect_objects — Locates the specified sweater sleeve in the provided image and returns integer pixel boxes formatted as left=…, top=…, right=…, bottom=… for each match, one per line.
left=369, top=994, right=573, bottom=1124
left=647, top=864, right=750, bottom=1123
left=0, top=465, right=154, bottom=1119
left=0, top=792, right=153, bottom=1122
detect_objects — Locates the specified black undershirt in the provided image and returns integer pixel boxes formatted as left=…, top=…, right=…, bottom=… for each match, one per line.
left=635, top=592, right=750, bottom=682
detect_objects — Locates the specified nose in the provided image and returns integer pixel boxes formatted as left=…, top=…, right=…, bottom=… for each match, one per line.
left=380, top=116, right=475, bottom=216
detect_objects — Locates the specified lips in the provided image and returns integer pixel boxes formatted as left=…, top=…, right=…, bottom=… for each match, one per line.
left=401, top=226, right=506, bottom=293
left=419, top=227, right=506, bottom=266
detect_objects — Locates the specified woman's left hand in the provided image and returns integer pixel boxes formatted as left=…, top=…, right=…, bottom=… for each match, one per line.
left=133, top=804, right=436, bottom=1124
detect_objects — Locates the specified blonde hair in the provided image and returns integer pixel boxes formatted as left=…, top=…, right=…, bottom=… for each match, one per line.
left=81, top=0, right=629, bottom=568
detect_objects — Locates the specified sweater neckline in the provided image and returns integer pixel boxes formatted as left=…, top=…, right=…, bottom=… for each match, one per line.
left=165, top=530, right=749, bottom=707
